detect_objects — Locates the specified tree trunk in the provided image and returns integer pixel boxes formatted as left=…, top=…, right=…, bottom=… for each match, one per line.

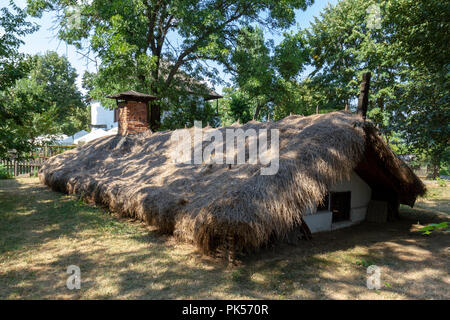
left=431, top=155, right=441, bottom=179
left=253, top=104, right=262, bottom=120
left=149, top=58, right=161, bottom=131
left=377, top=96, right=384, bottom=112
left=150, top=100, right=161, bottom=131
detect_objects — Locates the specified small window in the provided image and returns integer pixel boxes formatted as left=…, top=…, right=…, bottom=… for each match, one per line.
left=330, top=191, right=351, bottom=223
left=317, top=193, right=329, bottom=211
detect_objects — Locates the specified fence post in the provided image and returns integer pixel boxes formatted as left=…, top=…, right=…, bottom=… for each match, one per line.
left=14, top=161, right=18, bottom=177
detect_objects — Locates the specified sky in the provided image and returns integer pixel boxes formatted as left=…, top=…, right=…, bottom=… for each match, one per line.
left=5, top=0, right=338, bottom=95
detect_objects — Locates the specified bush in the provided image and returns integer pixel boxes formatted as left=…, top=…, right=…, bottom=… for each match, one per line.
left=436, top=177, right=447, bottom=187
left=440, top=164, right=449, bottom=176
left=418, top=222, right=449, bottom=235
left=0, top=164, right=12, bottom=179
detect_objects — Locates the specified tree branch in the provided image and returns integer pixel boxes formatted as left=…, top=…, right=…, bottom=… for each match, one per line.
left=163, top=7, right=246, bottom=87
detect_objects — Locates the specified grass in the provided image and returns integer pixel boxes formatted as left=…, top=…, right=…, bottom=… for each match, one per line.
left=0, top=177, right=449, bottom=299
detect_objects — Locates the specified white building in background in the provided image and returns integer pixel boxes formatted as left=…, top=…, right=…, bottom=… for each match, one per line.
left=74, top=128, right=110, bottom=144
left=53, top=100, right=118, bottom=145
left=90, top=100, right=118, bottom=130
left=58, top=130, right=90, bottom=145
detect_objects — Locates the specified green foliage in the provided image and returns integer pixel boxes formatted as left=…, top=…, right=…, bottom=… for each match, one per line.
left=440, top=167, right=450, bottom=177
left=228, top=91, right=253, bottom=124
left=27, top=0, right=314, bottom=129
left=306, top=0, right=400, bottom=114
left=385, top=0, right=449, bottom=77
left=215, top=88, right=245, bottom=125
left=304, top=0, right=449, bottom=177
left=274, top=31, right=310, bottom=81
left=26, top=52, right=88, bottom=136
left=0, top=1, right=38, bottom=159
left=161, top=97, right=219, bottom=130
left=0, top=1, right=38, bottom=91
left=436, top=178, right=447, bottom=188
left=418, top=222, right=449, bottom=236
left=231, top=268, right=248, bottom=283
left=228, top=26, right=274, bottom=120
left=225, top=25, right=311, bottom=121
left=0, top=51, right=87, bottom=159
left=355, top=259, right=375, bottom=268
left=389, top=69, right=449, bottom=178
left=0, top=165, right=12, bottom=179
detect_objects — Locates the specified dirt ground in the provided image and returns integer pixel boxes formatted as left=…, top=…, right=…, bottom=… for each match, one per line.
left=0, top=178, right=448, bottom=299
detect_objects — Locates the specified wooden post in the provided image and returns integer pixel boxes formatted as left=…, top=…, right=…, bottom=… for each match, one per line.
left=316, top=105, right=319, bottom=114
left=357, top=72, right=371, bottom=120
left=14, top=161, right=18, bottom=177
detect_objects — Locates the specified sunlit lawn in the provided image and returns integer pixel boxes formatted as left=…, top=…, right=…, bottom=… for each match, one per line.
left=0, top=177, right=448, bottom=299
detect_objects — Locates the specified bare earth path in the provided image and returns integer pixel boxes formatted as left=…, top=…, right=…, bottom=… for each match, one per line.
left=0, top=178, right=448, bottom=299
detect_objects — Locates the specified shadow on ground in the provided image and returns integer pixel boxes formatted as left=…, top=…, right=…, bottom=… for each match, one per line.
left=0, top=178, right=448, bottom=299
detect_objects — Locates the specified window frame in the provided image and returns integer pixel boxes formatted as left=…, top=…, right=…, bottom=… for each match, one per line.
left=329, top=191, right=351, bottom=223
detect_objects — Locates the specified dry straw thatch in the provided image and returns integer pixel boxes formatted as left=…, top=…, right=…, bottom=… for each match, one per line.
left=39, top=111, right=425, bottom=256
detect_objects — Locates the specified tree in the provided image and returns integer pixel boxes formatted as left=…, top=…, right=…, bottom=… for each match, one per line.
left=228, top=26, right=274, bottom=120
left=303, top=0, right=449, bottom=178
left=162, top=98, right=219, bottom=129
left=26, top=52, right=88, bottom=136
left=0, top=1, right=38, bottom=91
left=385, top=0, right=450, bottom=78
left=0, top=1, right=38, bottom=158
left=224, top=26, right=310, bottom=121
left=384, top=0, right=449, bottom=178
left=27, top=0, right=314, bottom=130
left=0, top=52, right=88, bottom=159
left=390, top=70, right=449, bottom=179
left=305, top=0, right=401, bottom=117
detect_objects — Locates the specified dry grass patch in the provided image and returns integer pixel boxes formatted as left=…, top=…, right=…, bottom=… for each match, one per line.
left=0, top=177, right=448, bottom=299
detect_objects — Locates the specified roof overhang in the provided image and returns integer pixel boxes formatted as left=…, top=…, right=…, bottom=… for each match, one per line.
left=107, top=90, right=157, bottom=102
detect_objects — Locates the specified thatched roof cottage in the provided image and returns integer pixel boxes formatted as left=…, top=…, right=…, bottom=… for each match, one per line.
left=39, top=111, right=425, bottom=256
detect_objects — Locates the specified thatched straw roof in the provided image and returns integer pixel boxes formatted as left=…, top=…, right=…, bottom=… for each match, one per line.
left=39, top=111, right=425, bottom=256
left=106, top=90, right=157, bottom=102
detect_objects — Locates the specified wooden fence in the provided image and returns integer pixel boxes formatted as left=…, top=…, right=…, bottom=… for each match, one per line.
left=33, top=145, right=77, bottom=159
left=1, top=145, right=76, bottom=177
left=0, top=158, right=47, bottom=177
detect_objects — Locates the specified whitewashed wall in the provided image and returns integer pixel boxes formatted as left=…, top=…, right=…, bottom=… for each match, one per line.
left=303, top=171, right=372, bottom=233
left=91, top=101, right=118, bottom=129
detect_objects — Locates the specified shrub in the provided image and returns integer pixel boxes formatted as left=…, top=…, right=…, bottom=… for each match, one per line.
left=0, top=164, right=12, bottom=179
left=436, top=177, right=447, bottom=187
left=418, top=222, right=449, bottom=235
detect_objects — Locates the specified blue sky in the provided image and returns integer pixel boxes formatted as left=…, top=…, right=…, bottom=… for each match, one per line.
left=5, top=0, right=338, bottom=94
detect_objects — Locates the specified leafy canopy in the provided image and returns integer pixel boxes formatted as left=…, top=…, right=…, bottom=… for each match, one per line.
left=0, top=51, right=88, bottom=159
left=27, top=0, right=314, bottom=129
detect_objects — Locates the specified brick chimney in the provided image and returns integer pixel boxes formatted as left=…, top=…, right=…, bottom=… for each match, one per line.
left=107, top=90, right=157, bottom=135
